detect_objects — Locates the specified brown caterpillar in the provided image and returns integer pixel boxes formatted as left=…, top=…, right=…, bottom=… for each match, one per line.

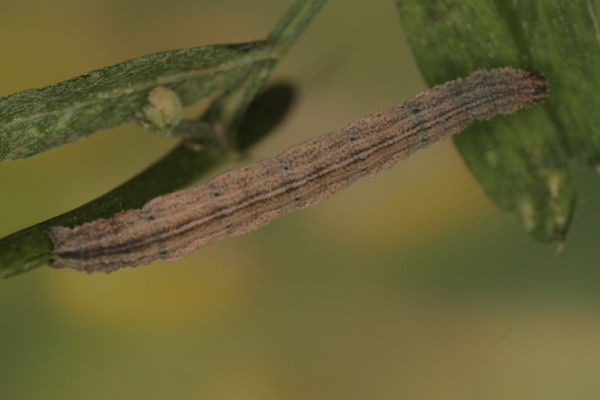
left=48, top=67, right=547, bottom=273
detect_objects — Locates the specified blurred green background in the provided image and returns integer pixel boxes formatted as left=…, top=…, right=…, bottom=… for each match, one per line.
left=2, top=1, right=600, bottom=398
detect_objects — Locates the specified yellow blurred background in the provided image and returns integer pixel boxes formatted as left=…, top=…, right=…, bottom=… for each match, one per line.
left=2, top=1, right=600, bottom=399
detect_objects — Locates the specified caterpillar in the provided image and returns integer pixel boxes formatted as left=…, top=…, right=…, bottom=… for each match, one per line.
left=48, top=67, right=547, bottom=273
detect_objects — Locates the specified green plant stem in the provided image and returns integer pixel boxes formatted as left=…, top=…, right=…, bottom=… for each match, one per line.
left=0, top=144, right=223, bottom=278
left=0, top=0, right=328, bottom=279
left=210, top=0, right=328, bottom=147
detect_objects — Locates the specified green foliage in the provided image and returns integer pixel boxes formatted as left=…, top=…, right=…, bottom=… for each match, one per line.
left=0, top=0, right=326, bottom=278
left=396, top=0, right=600, bottom=242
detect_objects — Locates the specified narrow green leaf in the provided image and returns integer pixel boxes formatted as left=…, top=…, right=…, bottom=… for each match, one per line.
left=395, top=0, right=600, bottom=242
left=490, top=0, right=600, bottom=164
left=0, top=41, right=277, bottom=161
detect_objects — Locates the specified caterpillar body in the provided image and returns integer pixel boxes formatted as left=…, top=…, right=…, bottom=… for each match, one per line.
left=48, top=67, right=547, bottom=273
